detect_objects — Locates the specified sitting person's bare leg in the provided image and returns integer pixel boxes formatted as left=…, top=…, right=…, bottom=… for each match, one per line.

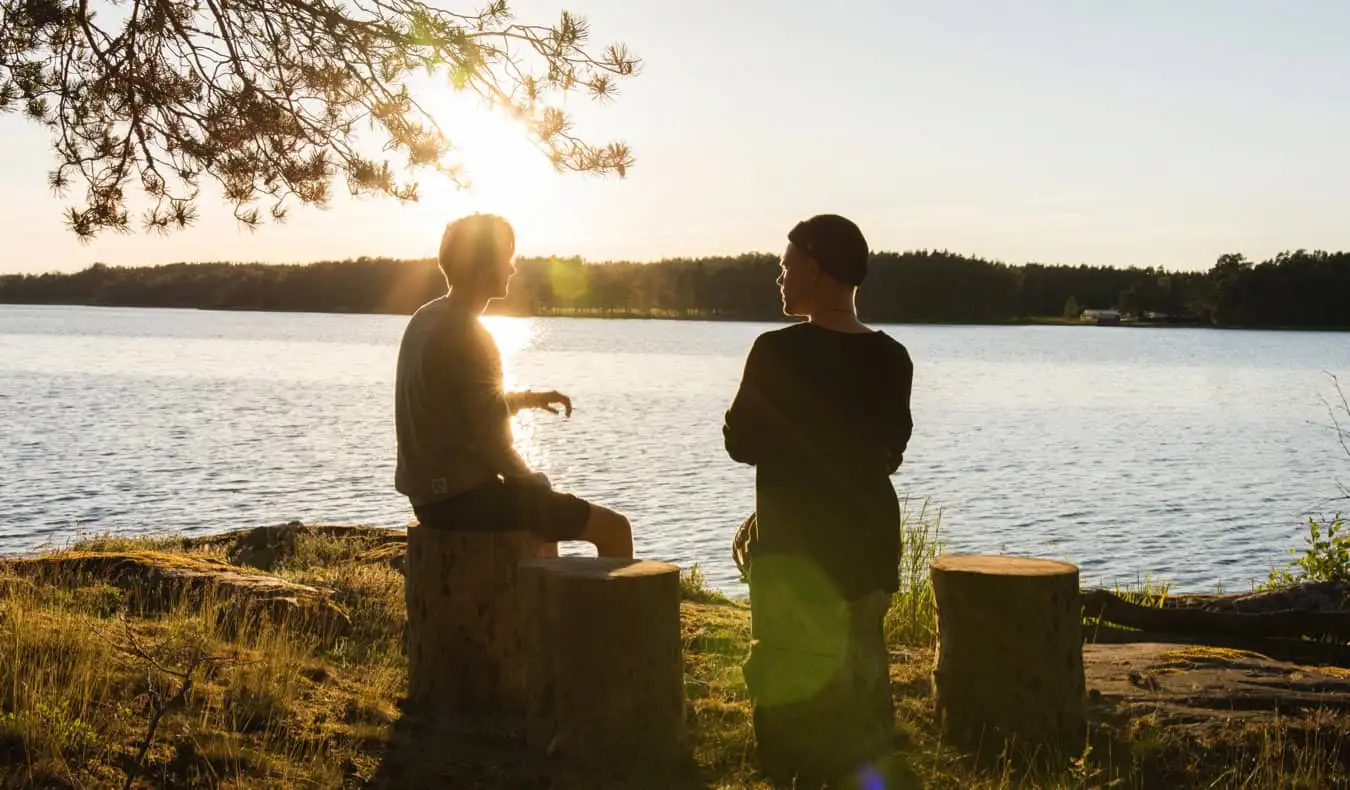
left=538, top=541, right=559, bottom=558
left=578, top=504, right=634, bottom=559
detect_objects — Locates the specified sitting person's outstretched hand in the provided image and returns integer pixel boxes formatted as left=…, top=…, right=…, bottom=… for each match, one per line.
left=523, top=390, right=572, bottom=417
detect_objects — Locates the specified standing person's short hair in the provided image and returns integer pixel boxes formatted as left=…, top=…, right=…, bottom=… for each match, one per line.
left=438, top=213, right=515, bottom=287
left=787, top=214, right=870, bottom=286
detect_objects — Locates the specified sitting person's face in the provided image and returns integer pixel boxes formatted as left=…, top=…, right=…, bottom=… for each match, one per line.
left=481, top=246, right=516, bottom=300
left=440, top=214, right=516, bottom=302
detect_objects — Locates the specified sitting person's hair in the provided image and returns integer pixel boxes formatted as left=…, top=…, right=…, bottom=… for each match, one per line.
left=438, top=213, right=515, bottom=287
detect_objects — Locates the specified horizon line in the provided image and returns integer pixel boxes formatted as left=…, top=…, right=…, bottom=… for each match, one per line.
left=7, top=246, right=1339, bottom=277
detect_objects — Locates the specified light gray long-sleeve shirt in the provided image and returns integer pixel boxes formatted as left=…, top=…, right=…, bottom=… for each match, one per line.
left=394, top=297, right=531, bottom=506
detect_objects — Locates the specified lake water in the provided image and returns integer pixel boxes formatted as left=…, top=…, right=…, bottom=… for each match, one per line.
left=2, top=304, right=1348, bottom=595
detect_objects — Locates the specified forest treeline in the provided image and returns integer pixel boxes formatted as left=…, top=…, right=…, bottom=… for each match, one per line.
left=2, top=248, right=1349, bottom=328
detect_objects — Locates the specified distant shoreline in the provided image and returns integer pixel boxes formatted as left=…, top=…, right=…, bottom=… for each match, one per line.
left=9, top=300, right=1350, bottom=332
left=5, top=248, right=1348, bottom=331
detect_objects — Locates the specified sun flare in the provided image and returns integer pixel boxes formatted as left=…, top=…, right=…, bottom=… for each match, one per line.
left=482, top=314, right=542, bottom=466
left=394, top=84, right=564, bottom=241
left=481, top=315, right=534, bottom=361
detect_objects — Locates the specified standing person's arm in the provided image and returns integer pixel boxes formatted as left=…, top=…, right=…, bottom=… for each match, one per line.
left=884, top=345, right=915, bottom=475
left=724, top=336, right=775, bottom=465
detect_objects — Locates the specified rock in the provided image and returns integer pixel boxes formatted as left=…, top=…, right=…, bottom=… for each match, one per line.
left=224, top=520, right=310, bottom=570
left=2, top=551, right=351, bottom=640
left=183, top=522, right=406, bottom=572
left=1085, top=642, right=1350, bottom=734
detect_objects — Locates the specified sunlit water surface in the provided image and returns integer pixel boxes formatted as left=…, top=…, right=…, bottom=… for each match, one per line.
left=3, top=305, right=1348, bottom=594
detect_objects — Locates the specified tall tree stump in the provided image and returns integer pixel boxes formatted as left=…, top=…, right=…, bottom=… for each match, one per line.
left=520, top=557, right=686, bottom=767
left=404, top=523, right=541, bottom=717
left=930, top=555, right=1086, bottom=762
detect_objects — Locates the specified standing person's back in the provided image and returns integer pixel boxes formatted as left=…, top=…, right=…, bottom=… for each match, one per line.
left=726, top=321, right=912, bottom=601
left=724, top=214, right=913, bottom=787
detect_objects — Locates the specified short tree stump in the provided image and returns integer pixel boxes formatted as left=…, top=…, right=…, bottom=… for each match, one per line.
left=931, top=554, right=1086, bottom=761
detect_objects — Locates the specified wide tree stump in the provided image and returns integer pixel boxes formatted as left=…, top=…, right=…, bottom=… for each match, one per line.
left=931, top=555, right=1086, bottom=761
left=404, top=524, right=541, bottom=717
left=520, top=557, right=686, bottom=767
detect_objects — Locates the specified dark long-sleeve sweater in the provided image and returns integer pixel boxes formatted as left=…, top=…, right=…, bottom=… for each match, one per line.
left=724, top=322, right=914, bottom=600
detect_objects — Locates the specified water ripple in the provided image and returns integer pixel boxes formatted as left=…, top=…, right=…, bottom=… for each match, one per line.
left=3, top=306, right=1350, bottom=594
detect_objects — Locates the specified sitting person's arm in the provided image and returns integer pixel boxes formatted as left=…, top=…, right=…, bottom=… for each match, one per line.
left=451, top=378, right=538, bottom=479
left=505, top=390, right=573, bottom=417
left=438, top=325, right=547, bottom=484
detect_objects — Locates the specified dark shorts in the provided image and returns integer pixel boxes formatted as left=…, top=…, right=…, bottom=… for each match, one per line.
left=412, top=477, right=591, bottom=543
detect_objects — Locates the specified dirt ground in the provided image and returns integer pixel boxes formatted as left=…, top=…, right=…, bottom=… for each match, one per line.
left=1085, top=642, right=1350, bottom=731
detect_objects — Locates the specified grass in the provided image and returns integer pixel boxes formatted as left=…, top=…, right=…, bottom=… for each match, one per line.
left=1110, top=574, right=1173, bottom=608
left=886, top=497, right=943, bottom=648
left=1, top=520, right=1348, bottom=788
left=0, top=538, right=405, bottom=788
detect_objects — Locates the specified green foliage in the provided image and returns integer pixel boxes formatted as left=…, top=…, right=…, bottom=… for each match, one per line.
left=0, top=1, right=638, bottom=238
left=0, top=699, right=101, bottom=760
left=1062, top=295, right=1081, bottom=320
left=1111, top=574, right=1173, bottom=607
left=679, top=562, right=731, bottom=605
left=1265, top=514, right=1350, bottom=588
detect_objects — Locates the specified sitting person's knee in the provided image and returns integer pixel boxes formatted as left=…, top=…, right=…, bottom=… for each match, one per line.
left=585, top=505, right=633, bottom=558
left=607, top=510, right=633, bottom=541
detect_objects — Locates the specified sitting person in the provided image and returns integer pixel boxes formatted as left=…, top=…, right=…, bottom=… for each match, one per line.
left=394, top=213, right=633, bottom=558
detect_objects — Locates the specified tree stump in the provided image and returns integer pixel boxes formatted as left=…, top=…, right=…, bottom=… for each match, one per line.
left=404, top=523, right=541, bottom=717
left=520, top=557, right=686, bottom=767
left=930, top=555, right=1086, bottom=762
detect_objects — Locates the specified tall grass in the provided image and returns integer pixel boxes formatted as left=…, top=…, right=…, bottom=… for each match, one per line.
left=886, top=497, right=944, bottom=648
left=679, top=562, right=733, bottom=604
left=0, top=534, right=408, bottom=787
left=1111, top=573, right=1174, bottom=607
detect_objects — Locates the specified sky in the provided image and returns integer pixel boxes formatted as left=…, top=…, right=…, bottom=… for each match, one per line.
left=4, top=0, right=1350, bottom=274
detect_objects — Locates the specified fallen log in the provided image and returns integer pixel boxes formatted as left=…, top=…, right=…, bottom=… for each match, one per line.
left=1, top=551, right=351, bottom=640
left=1081, top=588, right=1350, bottom=642
left=1145, top=581, right=1350, bottom=614
left=1084, top=622, right=1350, bottom=667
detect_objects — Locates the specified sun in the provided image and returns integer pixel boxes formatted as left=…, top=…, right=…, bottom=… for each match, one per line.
left=431, top=96, right=553, bottom=196
left=389, top=82, right=565, bottom=240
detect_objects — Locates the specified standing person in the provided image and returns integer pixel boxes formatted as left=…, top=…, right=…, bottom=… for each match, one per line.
left=395, top=213, right=633, bottom=559
left=723, top=214, right=914, bottom=787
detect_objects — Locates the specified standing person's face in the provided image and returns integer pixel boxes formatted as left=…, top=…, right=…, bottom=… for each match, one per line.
left=778, top=242, right=818, bottom=316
